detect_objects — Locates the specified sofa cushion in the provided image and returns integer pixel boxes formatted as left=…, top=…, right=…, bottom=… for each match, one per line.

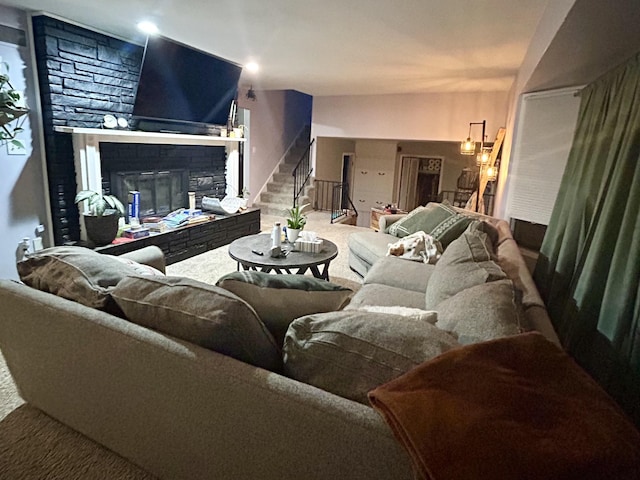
left=112, top=275, right=282, bottom=371
left=282, top=310, right=459, bottom=404
left=216, top=271, right=352, bottom=346
left=346, top=283, right=428, bottom=310
left=113, top=256, right=165, bottom=276
left=348, top=230, right=396, bottom=266
left=387, top=203, right=472, bottom=248
left=435, top=279, right=525, bottom=344
left=424, top=227, right=507, bottom=309
left=465, top=220, right=500, bottom=251
left=364, top=256, right=435, bottom=293
left=16, top=246, right=153, bottom=314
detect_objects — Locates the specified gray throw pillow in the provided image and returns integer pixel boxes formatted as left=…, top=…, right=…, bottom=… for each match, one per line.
left=112, top=275, right=282, bottom=371
left=283, top=310, right=460, bottom=404
left=216, top=271, right=352, bottom=346
left=435, top=279, right=525, bottom=344
left=16, top=246, right=155, bottom=314
left=425, top=228, right=507, bottom=309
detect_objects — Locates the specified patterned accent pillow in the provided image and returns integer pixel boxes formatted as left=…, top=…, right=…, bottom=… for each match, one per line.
left=388, top=203, right=472, bottom=248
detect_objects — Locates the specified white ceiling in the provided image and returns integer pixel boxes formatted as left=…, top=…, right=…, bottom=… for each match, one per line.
left=1, top=0, right=551, bottom=96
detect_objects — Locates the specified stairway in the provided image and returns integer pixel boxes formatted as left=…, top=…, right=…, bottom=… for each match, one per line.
left=253, top=128, right=315, bottom=217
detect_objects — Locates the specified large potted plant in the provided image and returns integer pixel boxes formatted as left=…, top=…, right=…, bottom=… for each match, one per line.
left=285, top=204, right=307, bottom=243
left=0, top=61, right=29, bottom=149
left=74, top=190, right=126, bottom=246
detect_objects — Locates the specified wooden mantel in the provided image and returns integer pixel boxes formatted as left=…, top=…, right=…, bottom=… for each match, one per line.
left=53, top=126, right=246, bottom=146
left=54, top=126, right=245, bottom=241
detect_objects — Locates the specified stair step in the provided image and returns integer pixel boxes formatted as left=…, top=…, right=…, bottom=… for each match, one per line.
left=278, top=163, right=296, bottom=174
left=266, top=182, right=296, bottom=194
left=260, top=191, right=295, bottom=204
left=272, top=172, right=293, bottom=184
left=266, top=181, right=315, bottom=195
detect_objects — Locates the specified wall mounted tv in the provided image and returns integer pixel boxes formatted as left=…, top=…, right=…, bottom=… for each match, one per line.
left=132, top=35, right=242, bottom=133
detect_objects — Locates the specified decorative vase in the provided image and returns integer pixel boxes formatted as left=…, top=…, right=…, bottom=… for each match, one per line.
left=84, top=213, right=120, bottom=246
left=286, top=228, right=301, bottom=243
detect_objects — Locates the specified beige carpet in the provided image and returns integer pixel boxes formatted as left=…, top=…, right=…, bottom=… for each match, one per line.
left=166, top=210, right=364, bottom=290
left=0, top=210, right=366, bottom=479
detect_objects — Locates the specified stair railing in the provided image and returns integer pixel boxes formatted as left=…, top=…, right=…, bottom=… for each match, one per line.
left=330, top=182, right=358, bottom=223
left=292, top=138, right=315, bottom=207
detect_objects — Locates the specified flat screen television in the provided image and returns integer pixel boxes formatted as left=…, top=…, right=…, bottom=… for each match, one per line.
left=132, top=35, right=242, bottom=132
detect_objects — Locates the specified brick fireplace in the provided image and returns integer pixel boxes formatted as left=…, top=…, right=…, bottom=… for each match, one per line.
left=31, top=14, right=240, bottom=245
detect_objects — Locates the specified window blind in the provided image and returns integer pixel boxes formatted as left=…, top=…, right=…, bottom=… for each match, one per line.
left=506, top=88, right=581, bottom=225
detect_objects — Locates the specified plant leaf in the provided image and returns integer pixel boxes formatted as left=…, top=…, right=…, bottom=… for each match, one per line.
left=74, top=190, right=97, bottom=203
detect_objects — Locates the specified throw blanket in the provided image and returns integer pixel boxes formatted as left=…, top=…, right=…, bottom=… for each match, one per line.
left=387, top=231, right=439, bottom=264
left=368, top=332, right=640, bottom=480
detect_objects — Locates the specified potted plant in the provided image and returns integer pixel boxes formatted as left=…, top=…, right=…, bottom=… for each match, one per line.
left=0, top=61, right=29, bottom=149
left=285, top=204, right=307, bottom=243
left=74, top=190, right=126, bottom=246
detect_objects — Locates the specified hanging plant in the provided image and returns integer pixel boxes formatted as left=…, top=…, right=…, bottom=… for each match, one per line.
left=0, top=61, right=29, bottom=150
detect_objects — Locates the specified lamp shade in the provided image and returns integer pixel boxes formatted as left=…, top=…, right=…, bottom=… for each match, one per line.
left=476, top=148, right=491, bottom=165
left=460, top=138, right=476, bottom=155
left=486, top=166, right=498, bottom=182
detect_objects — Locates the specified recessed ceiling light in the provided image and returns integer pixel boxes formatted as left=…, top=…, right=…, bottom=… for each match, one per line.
left=137, top=21, right=159, bottom=35
left=245, top=62, right=259, bottom=73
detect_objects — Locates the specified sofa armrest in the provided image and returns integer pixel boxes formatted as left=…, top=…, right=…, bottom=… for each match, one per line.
left=378, top=214, right=406, bottom=233
left=119, top=245, right=166, bottom=273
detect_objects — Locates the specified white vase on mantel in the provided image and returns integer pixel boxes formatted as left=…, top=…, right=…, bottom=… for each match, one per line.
left=286, top=228, right=301, bottom=244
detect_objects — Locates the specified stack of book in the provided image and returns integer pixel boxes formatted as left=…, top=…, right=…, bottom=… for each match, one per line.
left=142, top=217, right=168, bottom=233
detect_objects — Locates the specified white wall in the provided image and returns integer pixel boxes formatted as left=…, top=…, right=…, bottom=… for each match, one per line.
left=494, top=0, right=576, bottom=218
left=237, top=89, right=312, bottom=205
left=0, top=6, right=50, bottom=280
left=311, top=91, right=510, bottom=143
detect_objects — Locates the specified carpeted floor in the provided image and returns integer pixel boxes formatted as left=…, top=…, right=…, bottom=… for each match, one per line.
left=0, top=210, right=365, bottom=479
left=165, top=210, right=363, bottom=290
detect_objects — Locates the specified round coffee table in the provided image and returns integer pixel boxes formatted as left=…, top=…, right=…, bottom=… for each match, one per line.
left=228, top=233, right=338, bottom=281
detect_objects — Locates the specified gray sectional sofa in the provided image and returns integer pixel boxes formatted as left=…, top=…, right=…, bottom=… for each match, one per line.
left=348, top=203, right=559, bottom=343
left=0, top=204, right=560, bottom=479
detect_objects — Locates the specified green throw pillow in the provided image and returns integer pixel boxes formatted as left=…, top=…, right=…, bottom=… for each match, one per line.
left=388, top=203, right=472, bottom=248
left=216, top=271, right=353, bottom=346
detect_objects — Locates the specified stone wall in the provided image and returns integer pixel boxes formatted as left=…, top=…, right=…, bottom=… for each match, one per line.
left=31, top=15, right=226, bottom=244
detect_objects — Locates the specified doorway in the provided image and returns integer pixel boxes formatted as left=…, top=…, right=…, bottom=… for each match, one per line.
left=398, top=156, right=443, bottom=211
left=341, top=152, right=355, bottom=209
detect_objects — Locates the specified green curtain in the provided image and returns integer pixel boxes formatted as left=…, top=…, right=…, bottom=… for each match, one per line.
left=534, top=52, right=640, bottom=425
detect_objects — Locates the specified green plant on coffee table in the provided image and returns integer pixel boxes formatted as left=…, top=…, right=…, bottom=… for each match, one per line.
left=74, top=190, right=126, bottom=217
left=0, top=61, right=29, bottom=149
left=286, top=204, right=307, bottom=230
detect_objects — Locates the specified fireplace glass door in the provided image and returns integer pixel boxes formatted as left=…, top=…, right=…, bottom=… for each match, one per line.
left=113, top=170, right=188, bottom=218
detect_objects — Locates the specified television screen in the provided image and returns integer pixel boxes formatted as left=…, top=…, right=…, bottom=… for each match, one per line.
left=132, top=35, right=242, bottom=128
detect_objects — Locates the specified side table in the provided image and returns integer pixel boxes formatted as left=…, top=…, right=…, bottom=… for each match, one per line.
left=370, top=207, right=407, bottom=231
